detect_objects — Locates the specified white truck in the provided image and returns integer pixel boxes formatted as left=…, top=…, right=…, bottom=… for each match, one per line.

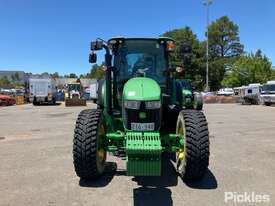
left=260, top=80, right=275, bottom=106
left=29, top=78, right=57, bottom=105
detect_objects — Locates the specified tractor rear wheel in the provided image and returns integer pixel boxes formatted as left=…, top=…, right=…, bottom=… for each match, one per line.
left=176, top=110, right=209, bottom=181
left=73, top=109, right=106, bottom=179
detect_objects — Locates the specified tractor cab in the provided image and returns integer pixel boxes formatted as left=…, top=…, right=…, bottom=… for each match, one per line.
left=67, top=83, right=81, bottom=98
left=65, top=80, right=86, bottom=106
left=93, top=38, right=185, bottom=105
left=92, top=37, right=202, bottom=116
left=106, top=37, right=175, bottom=111
left=109, top=38, right=171, bottom=86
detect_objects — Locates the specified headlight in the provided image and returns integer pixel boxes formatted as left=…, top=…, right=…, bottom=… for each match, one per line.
left=145, top=101, right=161, bottom=109
left=124, top=100, right=140, bottom=109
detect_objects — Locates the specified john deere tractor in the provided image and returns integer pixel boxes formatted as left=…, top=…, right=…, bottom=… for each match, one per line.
left=73, top=37, right=209, bottom=180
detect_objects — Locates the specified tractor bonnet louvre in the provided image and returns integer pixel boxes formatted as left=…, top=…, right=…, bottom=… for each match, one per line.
left=126, top=132, right=162, bottom=176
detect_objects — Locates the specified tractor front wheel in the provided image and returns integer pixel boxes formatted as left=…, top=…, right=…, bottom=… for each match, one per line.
left=176, top=110, right=209, bottom=181
left=73, top=109, right=106, bottom=179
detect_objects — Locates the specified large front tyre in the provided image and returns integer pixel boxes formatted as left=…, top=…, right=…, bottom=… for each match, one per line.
left=176, top=110, right=209, bottom=181
left=73, top=109, right=106, bottom=179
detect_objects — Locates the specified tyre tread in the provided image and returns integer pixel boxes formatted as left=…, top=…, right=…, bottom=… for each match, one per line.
left=73, top=109, right=104, bottom=179
left=179, top=110, right=210, bottom=180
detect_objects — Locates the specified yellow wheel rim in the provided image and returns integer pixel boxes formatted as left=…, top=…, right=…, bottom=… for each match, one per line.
left=97, top=124, right=106, bottom=163
left=176, top=121, right=186, bottom=170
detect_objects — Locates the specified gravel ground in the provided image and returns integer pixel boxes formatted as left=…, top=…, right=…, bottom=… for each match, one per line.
left=0, top=103, right=274, bottom=206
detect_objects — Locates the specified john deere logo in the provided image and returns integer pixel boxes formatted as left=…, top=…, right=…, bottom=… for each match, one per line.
left=139, top=112, right=146, bottom=119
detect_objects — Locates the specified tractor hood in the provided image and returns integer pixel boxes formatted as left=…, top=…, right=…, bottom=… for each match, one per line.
left=123, top=77, right=161, bottom=101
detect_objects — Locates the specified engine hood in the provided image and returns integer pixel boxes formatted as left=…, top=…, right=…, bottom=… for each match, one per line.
left=123, top=77, right=161, bottom=101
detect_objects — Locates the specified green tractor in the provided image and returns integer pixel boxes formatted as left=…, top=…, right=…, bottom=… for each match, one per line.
left=73, top=37, right=209, bottom=180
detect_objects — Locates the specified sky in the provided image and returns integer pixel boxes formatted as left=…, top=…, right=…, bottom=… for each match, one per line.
left=0, top=0, right=274, bottom=75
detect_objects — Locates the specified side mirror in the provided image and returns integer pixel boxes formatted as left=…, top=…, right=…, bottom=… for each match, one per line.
left=181, top=43, right=192, bottom=54
left=91, top=40, right=103, bottom=51
left=89, top=52, right=97, bottom=63
left=163, top=68, right=176, bottom=76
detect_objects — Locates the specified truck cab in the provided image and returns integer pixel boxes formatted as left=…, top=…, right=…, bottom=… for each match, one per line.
left=261, top=81, right=275, bottom=106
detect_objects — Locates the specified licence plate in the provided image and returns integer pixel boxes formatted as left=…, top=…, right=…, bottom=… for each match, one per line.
left=131, top=123, right=155, bottom=131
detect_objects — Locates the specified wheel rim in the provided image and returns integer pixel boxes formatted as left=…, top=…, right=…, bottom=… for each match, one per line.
left=97, top=123, right=106, bottom=168
left=176, top=121, right=186, bottom=173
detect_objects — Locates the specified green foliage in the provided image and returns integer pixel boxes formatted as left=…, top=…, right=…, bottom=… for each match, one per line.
left=272, top=69, right=275, bottom=79
left=208, top=16, right=244, bottom=58
left=11, top=72, right=20, bottom=82
left=163, top=27, right=205, bottom=90
left=0, top=76, right=12, bottom=88
left=51, top=72, right=60, bottom=78
left=41, top=72, right=50, bottom=77
left=162, top=16, right=245, bottom=91
left=222, top=50, right=273, bottom=87
left=69, top=73, right=78, bottom=78
left=207, top=16, right=244, bottom=90
left=81, top=63, right=105, bottom=80
left=0, top=74, right=24, bottom=88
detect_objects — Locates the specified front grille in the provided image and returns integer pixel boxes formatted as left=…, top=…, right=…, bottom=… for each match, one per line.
left=123, top=101, right=161, bottom=131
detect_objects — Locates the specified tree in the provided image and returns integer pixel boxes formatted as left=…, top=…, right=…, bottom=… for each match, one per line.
left=208, top=16, right=244, bottom=58
left=14, top=72, right=20, bottom=81
left=272, top=69, right=275, bottom=79
left=69, top=73, right=78, bottom=78
left=51, top=72, right=59, bottom=78
left=86, top=63, right=105, bottom=80
left=40, top=72, right=50, bottom=78
left=162, top=17, right=244, bottom=91
left=163, top=27, right=205, bottom=90
left=207, top=16, right=244, bottom=90
left=222, top=50, right=272, bottom=87
left=0, top=76, right=12, bottom=88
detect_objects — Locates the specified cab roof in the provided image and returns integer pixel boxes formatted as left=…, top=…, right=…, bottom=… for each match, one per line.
left=108, top=36, right=174, bottom=44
